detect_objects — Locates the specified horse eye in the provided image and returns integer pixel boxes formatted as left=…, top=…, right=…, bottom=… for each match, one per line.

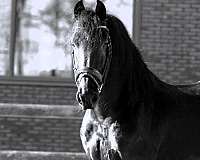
left=100, top=29, right=108, bottom=41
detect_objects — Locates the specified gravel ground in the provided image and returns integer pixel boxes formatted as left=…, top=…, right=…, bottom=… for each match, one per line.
left=0, top=151, right=87, bottom=160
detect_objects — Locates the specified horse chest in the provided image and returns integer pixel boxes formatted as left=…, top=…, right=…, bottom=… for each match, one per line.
left=80, top=110, right=122, bottom=160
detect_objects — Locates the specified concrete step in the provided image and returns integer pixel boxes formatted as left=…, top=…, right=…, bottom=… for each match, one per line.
left=0, top=103, right=84, bottom=153
left=0, top=151, right=87, bottom=160
left=0, top=103, right=83, bottom=118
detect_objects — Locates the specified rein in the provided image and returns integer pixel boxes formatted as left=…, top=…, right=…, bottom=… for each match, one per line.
left=72, top=25, right=112, bottom=93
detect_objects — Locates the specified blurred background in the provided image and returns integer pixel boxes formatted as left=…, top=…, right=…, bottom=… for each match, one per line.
left=0, top=0, right=133, bottom=78
left=0, top=0, right=200, bottom=159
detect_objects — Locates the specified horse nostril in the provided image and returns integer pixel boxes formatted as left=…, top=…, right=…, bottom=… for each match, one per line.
left=92, top=94, right=98, bottom=103
left=76, top=83, right=99, bottom=110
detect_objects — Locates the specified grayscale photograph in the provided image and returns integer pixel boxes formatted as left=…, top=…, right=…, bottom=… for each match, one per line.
left=0, top=0, right=200, bottom=160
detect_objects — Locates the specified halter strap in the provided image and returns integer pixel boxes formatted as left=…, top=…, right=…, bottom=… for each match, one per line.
left=75, top=67, right=103, bottom=91
left=97, top=25, right=109, bottom=31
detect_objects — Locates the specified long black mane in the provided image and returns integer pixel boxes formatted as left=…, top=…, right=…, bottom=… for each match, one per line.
left=106, top=15, right=155, bottom=101
left=101, top=14, right=200, bottom=129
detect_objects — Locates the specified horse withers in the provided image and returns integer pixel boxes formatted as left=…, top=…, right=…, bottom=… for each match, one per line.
left=71, top=0, right=200, bottom=159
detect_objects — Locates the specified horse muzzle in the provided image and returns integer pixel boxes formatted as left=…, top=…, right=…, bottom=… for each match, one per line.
left=76, top=76, right=99, bottom=110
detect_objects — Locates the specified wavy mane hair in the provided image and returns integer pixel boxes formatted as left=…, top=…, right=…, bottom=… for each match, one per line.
left=106, top=15, right=154, bottom=100
left=96, top=14, right=186, bottom=121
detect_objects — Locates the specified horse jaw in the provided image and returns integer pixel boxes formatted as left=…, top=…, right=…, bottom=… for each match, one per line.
left=83, top=0, right=97, bottom=11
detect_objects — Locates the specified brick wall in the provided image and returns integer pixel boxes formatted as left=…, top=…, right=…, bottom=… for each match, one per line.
left=0, top=78, right=77, bottom=105
left=140, top=0, right=200, bottom=84
left=0, top=78, right=84, bottom=153
left=0, top=103, right=84, bottom=153
left=0, top=116, right=83, bottom=152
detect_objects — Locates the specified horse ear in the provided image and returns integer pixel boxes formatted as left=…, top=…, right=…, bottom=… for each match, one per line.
left=95, top=0, right=106, bottom=21
left=74, top=0, right=85, bottom=19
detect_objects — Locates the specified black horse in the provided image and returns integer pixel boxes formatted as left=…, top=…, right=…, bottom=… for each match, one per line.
left=71, top=0, right=200, bottom=159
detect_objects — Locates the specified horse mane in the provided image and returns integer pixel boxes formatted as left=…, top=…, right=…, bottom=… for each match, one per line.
left=106, top=15, right=158, bottom=102
left=105, top=15, right=193, bottom=122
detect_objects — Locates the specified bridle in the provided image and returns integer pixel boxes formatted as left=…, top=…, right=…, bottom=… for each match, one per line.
left=72, top=25, right=112, bottom=93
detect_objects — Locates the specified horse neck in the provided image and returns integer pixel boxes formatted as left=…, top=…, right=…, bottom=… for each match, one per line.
left=96, top=42, right=155, bottom=122
left=94, top=15, right=157, bottom=121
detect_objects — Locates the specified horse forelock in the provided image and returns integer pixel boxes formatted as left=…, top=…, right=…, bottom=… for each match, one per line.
left=71, top=10, right=106, bottom=50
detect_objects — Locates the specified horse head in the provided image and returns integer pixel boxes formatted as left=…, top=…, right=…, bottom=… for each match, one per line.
left=71, top=0, right=112, bottom=110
